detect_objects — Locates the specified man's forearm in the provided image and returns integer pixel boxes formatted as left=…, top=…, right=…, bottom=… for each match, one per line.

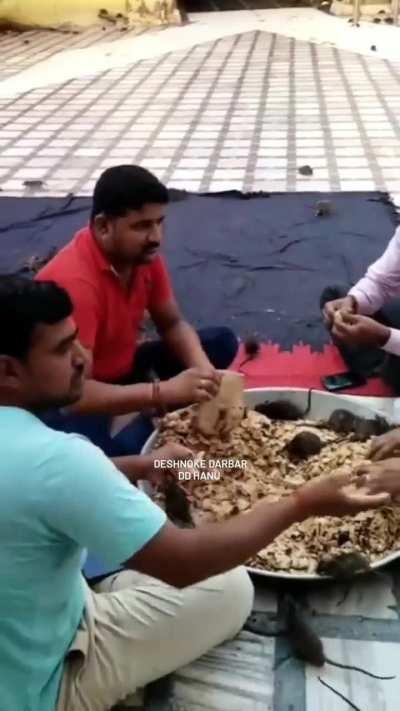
left=69, top=379, right=154, bottom=416
left=131, top=494, right=306, bottom=587
left=348, top=228, right=400, bottom=315
left=161, top=321, right=211, bottom=369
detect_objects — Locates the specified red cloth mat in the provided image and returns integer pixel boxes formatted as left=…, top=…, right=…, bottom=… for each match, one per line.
left=231, top=342, right=393, bottom=397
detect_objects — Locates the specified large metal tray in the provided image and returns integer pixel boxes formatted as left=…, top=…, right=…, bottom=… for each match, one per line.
left=141, top=387, right=399, bottom=581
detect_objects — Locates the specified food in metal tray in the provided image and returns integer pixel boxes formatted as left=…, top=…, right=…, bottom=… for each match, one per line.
left=154, top=407, right=400, bottom=575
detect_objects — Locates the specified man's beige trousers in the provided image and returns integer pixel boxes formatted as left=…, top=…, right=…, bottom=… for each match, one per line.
left=57, top=567, right=253, bottom=711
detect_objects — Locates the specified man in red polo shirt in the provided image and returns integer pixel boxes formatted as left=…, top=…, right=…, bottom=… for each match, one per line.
left=37, top=165, right=238, bottom=457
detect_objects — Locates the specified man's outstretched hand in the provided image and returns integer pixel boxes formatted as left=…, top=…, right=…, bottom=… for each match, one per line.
left=293, top=468, right=390, bottom=519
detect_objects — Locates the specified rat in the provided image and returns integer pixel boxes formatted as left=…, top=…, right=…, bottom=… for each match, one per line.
left=316, top=551, right=370, bottom=581
left=315, top=200, right=333, bottom=217
left=326, top=409, right=357, bottom=434
left=352, top=415, right=390, bottom=441
left=255, top=389, right=316, bottom=422
left=255, top=400, right=304, bottom=420
left=325, top=409, right=390, bottom=441
left=21, top=246, right=58, bottom=277
left=283, top=595, right=395, bottom=679
left=164, top=479, right=195, bottom=528
left=284, top=427, right=374, bottom=461
left=238, top=336, right=261, bottom=372
left=255, top=390, right=317, bottom=422
left=285, top=431, right=323, bottom=459
left=298, top=165, right=313, bottom=176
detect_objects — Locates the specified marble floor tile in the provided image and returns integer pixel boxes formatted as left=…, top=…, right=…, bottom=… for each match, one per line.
left=306, top=573, right=398, bottom=620
left=169, top=631, right=275, bottom=711
left=306, top=639, right=400, bottom=711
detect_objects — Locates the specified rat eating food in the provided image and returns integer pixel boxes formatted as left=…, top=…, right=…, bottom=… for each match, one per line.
left=255, top=400, right=305, bottom=421
left=285, top=431, right=323, bottom=459
left=316, top=551, right=370, bottom=580
left=164, top=479, right=195, bottom=528
left=327, top=409, right=390, bottom=440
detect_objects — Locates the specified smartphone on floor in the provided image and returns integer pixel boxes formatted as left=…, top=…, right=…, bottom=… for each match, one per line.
left=321, top=371, right=367, bottom=392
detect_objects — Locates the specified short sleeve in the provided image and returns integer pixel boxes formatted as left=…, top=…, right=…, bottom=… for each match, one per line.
left=38, top=434, right=167, bottom=566
left=149, top=256, right=174, bottom=309
left=64, top=279, right=100, bottom=351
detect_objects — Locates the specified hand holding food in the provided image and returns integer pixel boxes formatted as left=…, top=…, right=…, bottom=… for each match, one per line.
left=332, top=312, right=390, bottom=348
left=370, top=429, right=400, bottom=461
left=162, top=367, right=221, bottom=406
left=322, top=295, right=357, bottom=327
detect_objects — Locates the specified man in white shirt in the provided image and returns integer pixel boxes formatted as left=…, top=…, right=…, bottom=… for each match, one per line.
left=321, top=225, right=400, bottom=391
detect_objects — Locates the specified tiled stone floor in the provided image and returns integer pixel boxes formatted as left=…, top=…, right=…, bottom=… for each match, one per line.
left=0, top=24, right=144, bottom=82
left=0, top=27, right=400, bottom=203
left=2, top=11, right=400, bottom=710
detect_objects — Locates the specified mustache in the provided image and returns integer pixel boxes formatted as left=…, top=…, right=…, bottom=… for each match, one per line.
left=143, top=244, right=160, bottom=252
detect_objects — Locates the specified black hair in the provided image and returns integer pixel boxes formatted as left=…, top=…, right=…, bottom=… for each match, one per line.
left=0, top=276, right=72, bottom=360
left=91, top=165, right=169, bottom=220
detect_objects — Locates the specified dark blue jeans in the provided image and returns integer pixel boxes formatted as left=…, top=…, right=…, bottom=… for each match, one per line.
left=42, top=326, right=238, bottom=458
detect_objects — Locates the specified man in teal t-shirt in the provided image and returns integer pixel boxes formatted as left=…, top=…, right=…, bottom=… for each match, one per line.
left=0, top=276, right=389, bottom=711
left=0, top=407, right=166, bottom=710
left=0, top=278, right=167, bottom=710
left=0, top=276, right=252, bottom=711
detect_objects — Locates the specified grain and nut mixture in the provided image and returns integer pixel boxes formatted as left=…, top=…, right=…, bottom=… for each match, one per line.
left=154, top=407, right=400, bottom=575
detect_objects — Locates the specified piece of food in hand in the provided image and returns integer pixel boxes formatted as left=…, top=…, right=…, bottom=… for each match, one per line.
left=322, top=296, right=356, bottom=326
left=316, top=551, right=370, bottom=580
left=163, top=367, right=221, bottom=407
left=196, top=370, right=245, bottom=437
left=333, top=309, right=355, bottom=329
left=333, top=313, right=390, bottom=349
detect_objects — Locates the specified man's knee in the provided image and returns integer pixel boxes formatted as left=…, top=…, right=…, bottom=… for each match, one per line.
left=199, top=327, right=239, bottom=369
left=218, top=566, right=254, bottom=638
left=319, top=284, right=349, bottom=311
left=217, top=327, right=239, bottom=367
